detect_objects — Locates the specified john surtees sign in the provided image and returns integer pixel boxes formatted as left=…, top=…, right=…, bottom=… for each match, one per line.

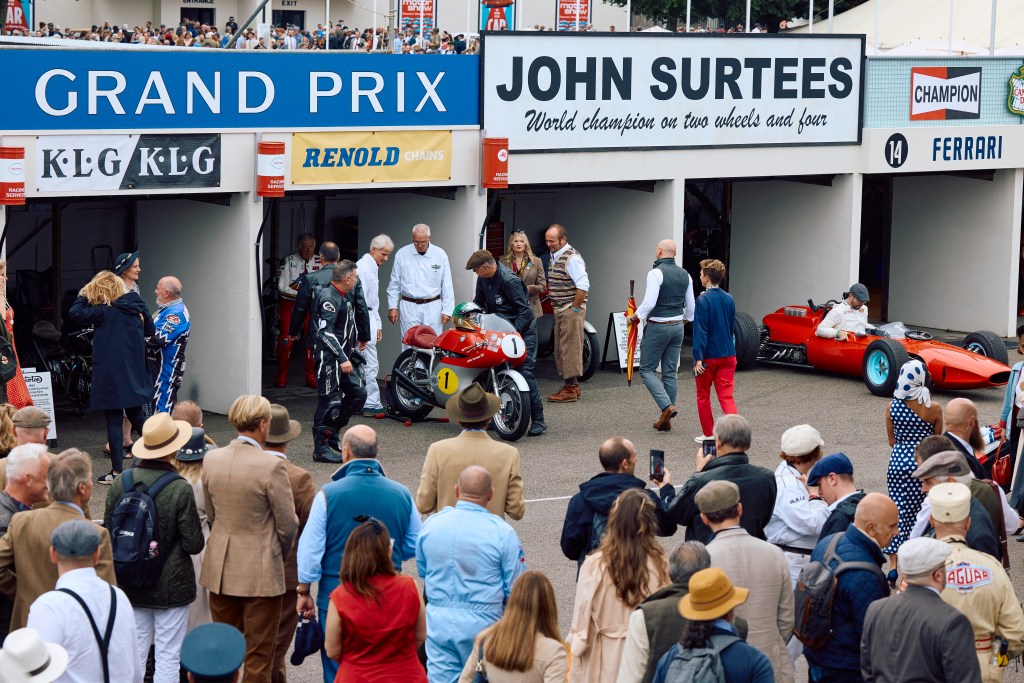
left=481, top=33, right=864, bottom=153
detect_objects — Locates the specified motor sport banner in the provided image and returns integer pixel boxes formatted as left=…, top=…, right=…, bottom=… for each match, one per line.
left=482, top=33, right=864, bottom=152
left=556, top=0, right=590, bottom=31
left=400, top=0, right=436, bottom=34
left=4, top=0, right=31, bottom=33
left=3, top=50, right=478, bottom=132
left=481, top=0, right=515, bottom=32
left=291, top=130, right=452, bottom=184
left=35, top=135, right=221, bottom=192
left=910, top=66, right=982, bottom=120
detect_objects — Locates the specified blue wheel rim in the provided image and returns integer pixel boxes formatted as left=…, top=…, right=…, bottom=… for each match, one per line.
left=866, top=350, right=889, bottom=386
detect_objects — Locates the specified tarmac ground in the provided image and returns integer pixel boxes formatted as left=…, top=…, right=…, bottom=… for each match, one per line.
left=56, top=340, right=1024, bottom=682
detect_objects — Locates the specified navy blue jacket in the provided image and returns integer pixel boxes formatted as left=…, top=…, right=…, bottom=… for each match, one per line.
left=560, top=472, right=675, bottom=569
left=692, top=287, right=736, bottom=362
left=652, top=624, right=774, bottom=683
left=804, top=525, right=889, bottom=672
left=69, top=292, right=154, bottom=410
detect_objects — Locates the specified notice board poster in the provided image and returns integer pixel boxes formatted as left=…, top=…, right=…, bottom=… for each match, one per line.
left=22, top=371, right=57, bottom=441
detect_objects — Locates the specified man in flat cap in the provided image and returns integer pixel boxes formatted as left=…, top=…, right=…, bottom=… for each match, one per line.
left=181, top=622, right=245, bottom=682
left=26, top=520, right=140, bottom=682
left=929, top=483, right=1024, bottom=682
left=807, top=453, right=866, bottom=541
left=815, top=282, right=874, bottom=341
left=911, top=451, right=1000, bottom=560
left=862, top=536, right=981, bottom=683
left=467, top=249, right=545, bottom=436
left=700, top=480, right=795, bottom=683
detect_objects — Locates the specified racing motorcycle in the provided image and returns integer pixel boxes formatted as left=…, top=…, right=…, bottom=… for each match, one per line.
left=385, top=304, right=532, bottom=441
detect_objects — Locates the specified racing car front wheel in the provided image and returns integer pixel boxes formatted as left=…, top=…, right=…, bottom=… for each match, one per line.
left=962, top=331, right=1009, bottom=366
left=862, top=339, right=910, bottom=397
left=733, top=313, right=760, bottom=370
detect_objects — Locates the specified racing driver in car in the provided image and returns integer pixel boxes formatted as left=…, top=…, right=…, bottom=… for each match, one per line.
left=815, top=282, right=878, bottom=341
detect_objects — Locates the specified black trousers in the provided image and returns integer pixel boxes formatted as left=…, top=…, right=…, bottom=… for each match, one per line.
left=313, top=348, right=366, bottom=451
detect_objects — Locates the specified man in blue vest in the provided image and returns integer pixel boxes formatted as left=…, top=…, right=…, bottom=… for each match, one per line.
left=294, top=424, right=420, bottom=683
left=628, top=240, right=695, bottom=432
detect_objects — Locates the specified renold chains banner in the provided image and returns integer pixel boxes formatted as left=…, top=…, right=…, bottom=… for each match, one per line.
left=482, top=33, right=865, bottom=152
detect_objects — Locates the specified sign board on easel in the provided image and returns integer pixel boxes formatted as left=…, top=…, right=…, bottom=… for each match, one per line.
left=22, top=370, right=57, bottom=442
left=604, top=311, right=644, bottom=370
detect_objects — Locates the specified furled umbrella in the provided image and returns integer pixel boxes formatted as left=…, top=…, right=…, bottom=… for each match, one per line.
left=625, top=279, right=638, bottom=386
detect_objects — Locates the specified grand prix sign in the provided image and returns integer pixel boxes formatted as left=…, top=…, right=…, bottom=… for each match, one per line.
left=481, top=33, right=864, bottom=152
left=910, top=67, right=981, bottom=121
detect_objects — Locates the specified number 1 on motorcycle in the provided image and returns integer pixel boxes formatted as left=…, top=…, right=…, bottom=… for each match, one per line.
left=437, top=368, right=459, bottom=395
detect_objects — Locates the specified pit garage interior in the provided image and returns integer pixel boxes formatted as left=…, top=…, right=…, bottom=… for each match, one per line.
left=855, top=169, right=1022, bottom=337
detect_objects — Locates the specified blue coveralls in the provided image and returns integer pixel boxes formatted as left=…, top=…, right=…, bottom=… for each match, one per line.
left=146, top=298, right=190, bottom=413
left=416, top=501, right=527, bottom=683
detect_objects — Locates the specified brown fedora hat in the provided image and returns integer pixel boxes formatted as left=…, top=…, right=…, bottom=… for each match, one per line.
left=132, top=413, right=193, bottom=460
left=267, top=404, right=302, bottom=443
left=445, top=383, right=500, bottom=422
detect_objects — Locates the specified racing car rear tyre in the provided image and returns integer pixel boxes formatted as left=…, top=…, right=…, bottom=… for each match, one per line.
left=862, top=338, right=910, bottom=397
left=962, top=330, right=1009, bottom=366
left=734, top=312, right=760, bottom=371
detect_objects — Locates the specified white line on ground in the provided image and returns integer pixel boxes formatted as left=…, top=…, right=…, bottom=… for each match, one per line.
left=525, top=484, right=683, bottom=504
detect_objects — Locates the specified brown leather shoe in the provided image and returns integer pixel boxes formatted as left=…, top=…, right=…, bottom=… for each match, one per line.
left=653, top=405, right=677, bottom=431
left=548, top=385, right=579, bottom=402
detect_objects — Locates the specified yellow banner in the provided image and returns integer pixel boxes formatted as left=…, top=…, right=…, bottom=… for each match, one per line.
left=291, top=131, right=452, bottom=185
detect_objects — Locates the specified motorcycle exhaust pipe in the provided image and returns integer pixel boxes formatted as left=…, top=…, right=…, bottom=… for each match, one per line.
left=392, top=367, right=437, bottom=403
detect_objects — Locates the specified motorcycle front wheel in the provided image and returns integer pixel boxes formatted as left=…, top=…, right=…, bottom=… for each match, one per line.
left=490, top=370, right=530, bottom=441
left=385, top=349, right=434, bottom=420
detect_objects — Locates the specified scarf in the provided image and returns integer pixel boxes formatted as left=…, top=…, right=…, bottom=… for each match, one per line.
left=893, top=358, right=931, bottom=407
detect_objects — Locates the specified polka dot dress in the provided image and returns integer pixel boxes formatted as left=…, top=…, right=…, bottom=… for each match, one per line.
left=885, top=398, right=935, bottom=554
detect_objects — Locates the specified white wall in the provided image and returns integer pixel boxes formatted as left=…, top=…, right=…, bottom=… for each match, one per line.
left=140, top=194, right=264, bottom=413
left=731, top=174, right=862, bottom=321
left=359, top=186, right=487, bottom=368
left=889, top=170, right=1023, bottom=335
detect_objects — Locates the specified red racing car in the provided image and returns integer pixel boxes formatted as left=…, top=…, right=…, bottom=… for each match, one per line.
left=733, top=299, right=1011, bottom=395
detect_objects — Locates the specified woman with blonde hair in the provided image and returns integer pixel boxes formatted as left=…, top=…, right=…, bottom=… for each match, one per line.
left=0, top=403, right=17, bottom=457
left=0, top=261, right=35, bottom=408
left=502, top=231, right=546, bottom=319
left=460, top=570, right=566, bottom=682
left=568, top=488, right=669, bottom=683
left=69, top=270, right=154, bottom=483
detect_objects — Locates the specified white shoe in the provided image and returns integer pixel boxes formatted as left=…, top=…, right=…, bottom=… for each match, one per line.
left=694, top=434, right=713, bottom=443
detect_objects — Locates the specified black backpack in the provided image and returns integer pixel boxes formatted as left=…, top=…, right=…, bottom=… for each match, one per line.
left=793, top=532, right=885, bottom=649
left=109, top=469, right=182, bottom=589
left=586, top=510, right=609, bottom=555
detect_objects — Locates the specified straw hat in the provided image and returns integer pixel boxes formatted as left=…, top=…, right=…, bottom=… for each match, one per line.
left=131, top=413, right=193, bottom=460
left=678, top=568, right=750, bottom=621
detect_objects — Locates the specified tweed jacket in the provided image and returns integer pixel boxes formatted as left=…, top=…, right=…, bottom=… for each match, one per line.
left=415, top=430, right=525, bottom=520
left=707, top=527, right=795, bottom=683
left=0, top=502, right=116, bottom=630
left=200, top=438, right=298, bottom=597
left=280, top=458, right=315, bottom=589
left=503, top=254, right=547, bottom=319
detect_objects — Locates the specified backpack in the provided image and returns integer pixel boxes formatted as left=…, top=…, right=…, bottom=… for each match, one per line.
left=586, top=510, right=609, bottom=555
left=793, top=532, right=885, bottom=649
left=662, top=632, right=740, bottom=683
left=109, top=469, right=183, bottom=589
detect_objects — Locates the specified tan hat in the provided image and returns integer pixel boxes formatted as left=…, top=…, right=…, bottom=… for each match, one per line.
left=131, top=413, right=193, bottom=460
left=13, top=407, right=50, bottom=429
left=898, top=536, right=952, bottom=579
left=679, top=567, right=749, bottom=621
left=465, top=250, right=497, bottom=270
left=695, top=480, right=740, bottom=514
left=928, top=482, right=971, bottom=523
left=912, top=450, right=970, bottom=481
left=445, top=383, right=500, bottom=422
left=780, top=424, right=824, bottom=457
left=267, top=404, right=301, bottom=444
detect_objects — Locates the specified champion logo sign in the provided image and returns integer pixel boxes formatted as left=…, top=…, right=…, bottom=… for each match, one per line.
left=910, top=67, right=982, bottom=121
left=946, top=561, right=993, bottom=592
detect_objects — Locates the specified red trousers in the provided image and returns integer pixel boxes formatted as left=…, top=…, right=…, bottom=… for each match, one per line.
left=696, top=356, right=738, bottom=436
left=276, top=299, right=314, bottom=386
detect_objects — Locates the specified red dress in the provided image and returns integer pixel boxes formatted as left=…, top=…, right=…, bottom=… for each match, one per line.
left=329, top=574, right=427, bottom=683
left=4, top=307, right=32, bottom=409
